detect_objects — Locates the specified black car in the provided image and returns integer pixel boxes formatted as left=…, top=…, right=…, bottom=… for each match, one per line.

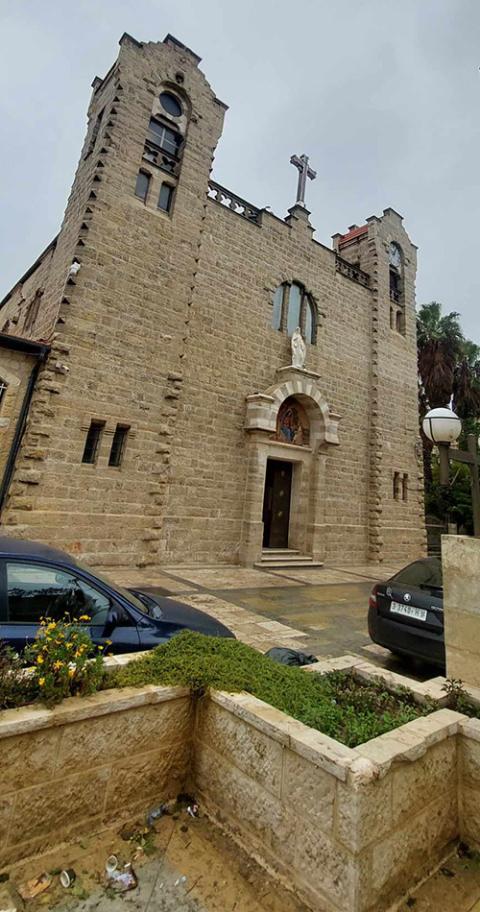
left=0, top=537, right=234, bottom=653
left=368, top=557, right=444, bottom=668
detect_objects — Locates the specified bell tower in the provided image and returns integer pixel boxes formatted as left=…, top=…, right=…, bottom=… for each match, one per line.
left=333, top=209, right=426, bottom=562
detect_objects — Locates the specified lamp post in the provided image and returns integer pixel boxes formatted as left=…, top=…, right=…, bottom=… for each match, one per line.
left=422, top=406, right=480, bottom=537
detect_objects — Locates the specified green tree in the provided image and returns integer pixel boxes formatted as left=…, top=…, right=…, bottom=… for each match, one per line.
left=426, top=458, right=473, bottom=534
left=417, top=302, right=480, bottom=517
left=417, top=302, right=464, bottom=408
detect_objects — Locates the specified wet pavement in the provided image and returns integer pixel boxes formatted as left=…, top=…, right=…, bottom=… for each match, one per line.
left=112, top=560, right=440, bottom=679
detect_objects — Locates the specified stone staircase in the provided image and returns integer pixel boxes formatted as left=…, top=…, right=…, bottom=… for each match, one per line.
left=254, top=548, right=324, bottom=570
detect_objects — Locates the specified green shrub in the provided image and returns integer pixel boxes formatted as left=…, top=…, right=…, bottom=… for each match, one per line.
left=24, top=616, right=105, bottom=706
left=109, top=631, right=431, bottom=748
left=0, top=640, right=36, bottom=709
left=443, top=678, right=480, bottom=719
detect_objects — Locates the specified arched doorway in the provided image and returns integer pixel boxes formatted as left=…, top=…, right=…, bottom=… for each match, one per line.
left=241, top=367, right=341, bottom=565
left=262, top=397, right=310, bottom=548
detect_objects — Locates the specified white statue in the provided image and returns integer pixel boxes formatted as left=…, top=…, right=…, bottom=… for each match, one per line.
left=291, top=327, right=306, bottom=369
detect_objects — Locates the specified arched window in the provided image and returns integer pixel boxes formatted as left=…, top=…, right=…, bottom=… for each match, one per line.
left=389, top=243, right=405, bottom=334
left=271, top=282, right=317, bottom=344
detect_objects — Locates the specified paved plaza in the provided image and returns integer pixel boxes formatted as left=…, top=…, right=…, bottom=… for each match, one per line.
left=113, top=560, right=425, bottom=674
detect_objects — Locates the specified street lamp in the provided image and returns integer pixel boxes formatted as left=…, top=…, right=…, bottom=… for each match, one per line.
left=422, top=406, right=480, bottom=537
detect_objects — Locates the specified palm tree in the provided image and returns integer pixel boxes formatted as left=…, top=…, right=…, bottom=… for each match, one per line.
left=453, top=340, right=480, bottom=420
left=417, top=302, right=480, bottom=500
left=417, top=302, right=464, bottom=409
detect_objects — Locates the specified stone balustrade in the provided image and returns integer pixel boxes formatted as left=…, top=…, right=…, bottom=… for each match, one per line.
left=207, top=180, right=262, bottom=224
left=335, top=253, right=370, bottom=287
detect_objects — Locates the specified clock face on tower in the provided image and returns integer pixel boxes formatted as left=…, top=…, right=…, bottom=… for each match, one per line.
left=389, top=242, right=402, bottom=270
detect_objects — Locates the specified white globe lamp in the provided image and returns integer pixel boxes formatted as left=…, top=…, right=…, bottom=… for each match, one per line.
left=422, top=407, right=462, bottom=445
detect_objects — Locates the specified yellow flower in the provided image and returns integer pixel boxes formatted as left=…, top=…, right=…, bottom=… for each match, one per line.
left=68, top=668, right=75, bottom=678
left=38, top=677, right=45, bottom=686
left=37, top=655, right=44, bottom=665
left=79, top=615, right=91, bottom=622
left=53, top=660, right=63, bottom=671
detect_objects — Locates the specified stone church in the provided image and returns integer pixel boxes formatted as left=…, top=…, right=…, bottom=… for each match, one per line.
left=0, top=33, right=426, bottom=569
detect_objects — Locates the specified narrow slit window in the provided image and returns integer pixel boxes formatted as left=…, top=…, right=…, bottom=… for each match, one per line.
left=0, top=378, right=8, bottom=410
left=393, top=471, right=401, bottom=500
left=135, top=170, right=151, bottom=202
left=158, top=183, right=174, bottom=213
left=82, top=421, right=105, bottom=464
left=109, top=424, right=130, bottom=467
left=402, top=473, right=409, bottom=502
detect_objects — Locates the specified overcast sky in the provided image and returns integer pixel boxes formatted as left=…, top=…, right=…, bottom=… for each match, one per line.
left=1, top=0, right=479, bottom=338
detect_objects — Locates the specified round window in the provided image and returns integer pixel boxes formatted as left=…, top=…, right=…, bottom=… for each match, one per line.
left=159, top=92, right=182, bottom=118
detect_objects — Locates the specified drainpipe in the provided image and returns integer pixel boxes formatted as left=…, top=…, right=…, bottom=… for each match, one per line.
left=0, top=350, right=48, bottom=514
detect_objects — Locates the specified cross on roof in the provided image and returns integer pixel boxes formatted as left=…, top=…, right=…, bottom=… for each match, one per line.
left=290, top=154, right=316, bottom=208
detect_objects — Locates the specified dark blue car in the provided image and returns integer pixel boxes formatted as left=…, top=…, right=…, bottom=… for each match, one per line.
left=0, top=537, right=234, bottom=653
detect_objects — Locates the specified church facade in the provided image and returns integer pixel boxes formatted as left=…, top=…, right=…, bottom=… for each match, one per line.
left=0, top=33, right=426, bottom=569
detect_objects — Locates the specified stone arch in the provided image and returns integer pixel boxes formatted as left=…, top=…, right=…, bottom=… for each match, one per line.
left=245, top=370, right=340, bottom=448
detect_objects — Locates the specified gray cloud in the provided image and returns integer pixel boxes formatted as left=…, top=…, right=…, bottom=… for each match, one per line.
left=1, top=0, right=479, bottom=338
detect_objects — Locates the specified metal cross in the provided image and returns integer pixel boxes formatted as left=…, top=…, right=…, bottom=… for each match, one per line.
left=290, top=154, right=316, bottom=208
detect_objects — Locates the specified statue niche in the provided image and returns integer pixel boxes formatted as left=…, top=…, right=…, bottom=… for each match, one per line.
left=274, top=396, right=310, bottom=446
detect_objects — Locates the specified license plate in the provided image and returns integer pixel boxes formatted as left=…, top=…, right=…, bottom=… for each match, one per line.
left=390, top=601, right=427, bottom=622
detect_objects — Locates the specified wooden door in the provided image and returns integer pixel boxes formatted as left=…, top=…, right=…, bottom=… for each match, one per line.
left=262, top=460, right=292, bottom=548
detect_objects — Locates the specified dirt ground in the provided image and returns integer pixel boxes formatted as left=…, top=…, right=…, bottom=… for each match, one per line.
left=401, top=845, right=480, bottom=912
left=4, top=807, right=480, bottom=912
left=2, top=809, right=308, bottom=912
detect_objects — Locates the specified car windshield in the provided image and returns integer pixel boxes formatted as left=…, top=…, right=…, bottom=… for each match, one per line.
left=391, top=558, right=443, bottom=590
left=75, top=562, right=150, bottom=614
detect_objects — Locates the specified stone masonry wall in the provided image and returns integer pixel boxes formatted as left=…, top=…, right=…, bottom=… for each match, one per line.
left=0, top=242, right=56, bottom=341
left=0, top=349, right=36, bottom=485
left=0, top=685, right=191, bottom=867
left=163, top=202, right=373, bottom=564
left=0, top=34, right=425, bottom=568
left=0, top=36, right=226, bottom=566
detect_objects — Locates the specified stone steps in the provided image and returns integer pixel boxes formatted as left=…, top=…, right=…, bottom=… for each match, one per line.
left=255, top=549, right=324, bottom=570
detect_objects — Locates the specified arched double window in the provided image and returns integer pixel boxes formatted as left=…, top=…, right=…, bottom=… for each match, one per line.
left=271, top=282, right=317, bottom=344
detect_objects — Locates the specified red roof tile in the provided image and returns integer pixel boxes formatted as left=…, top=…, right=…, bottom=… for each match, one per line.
left=338, top=224, right=368, bottom=245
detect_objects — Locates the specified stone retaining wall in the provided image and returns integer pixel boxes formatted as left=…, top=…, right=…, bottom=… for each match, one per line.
left=194, top=690, right=462, bottom=912
left=2, top=661, right=480, bottom=911
left=0, top=685, right=191, bottom=867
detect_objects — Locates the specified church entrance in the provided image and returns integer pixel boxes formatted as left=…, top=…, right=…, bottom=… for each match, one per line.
left=262, top=459, right=292, bottom=548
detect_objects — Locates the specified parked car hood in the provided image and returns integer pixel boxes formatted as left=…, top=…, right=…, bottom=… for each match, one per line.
left=129, top=587, right=235, bottom=639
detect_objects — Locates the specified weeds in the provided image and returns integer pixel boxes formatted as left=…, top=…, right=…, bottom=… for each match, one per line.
left=109, top=630, right=431, bottom=748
